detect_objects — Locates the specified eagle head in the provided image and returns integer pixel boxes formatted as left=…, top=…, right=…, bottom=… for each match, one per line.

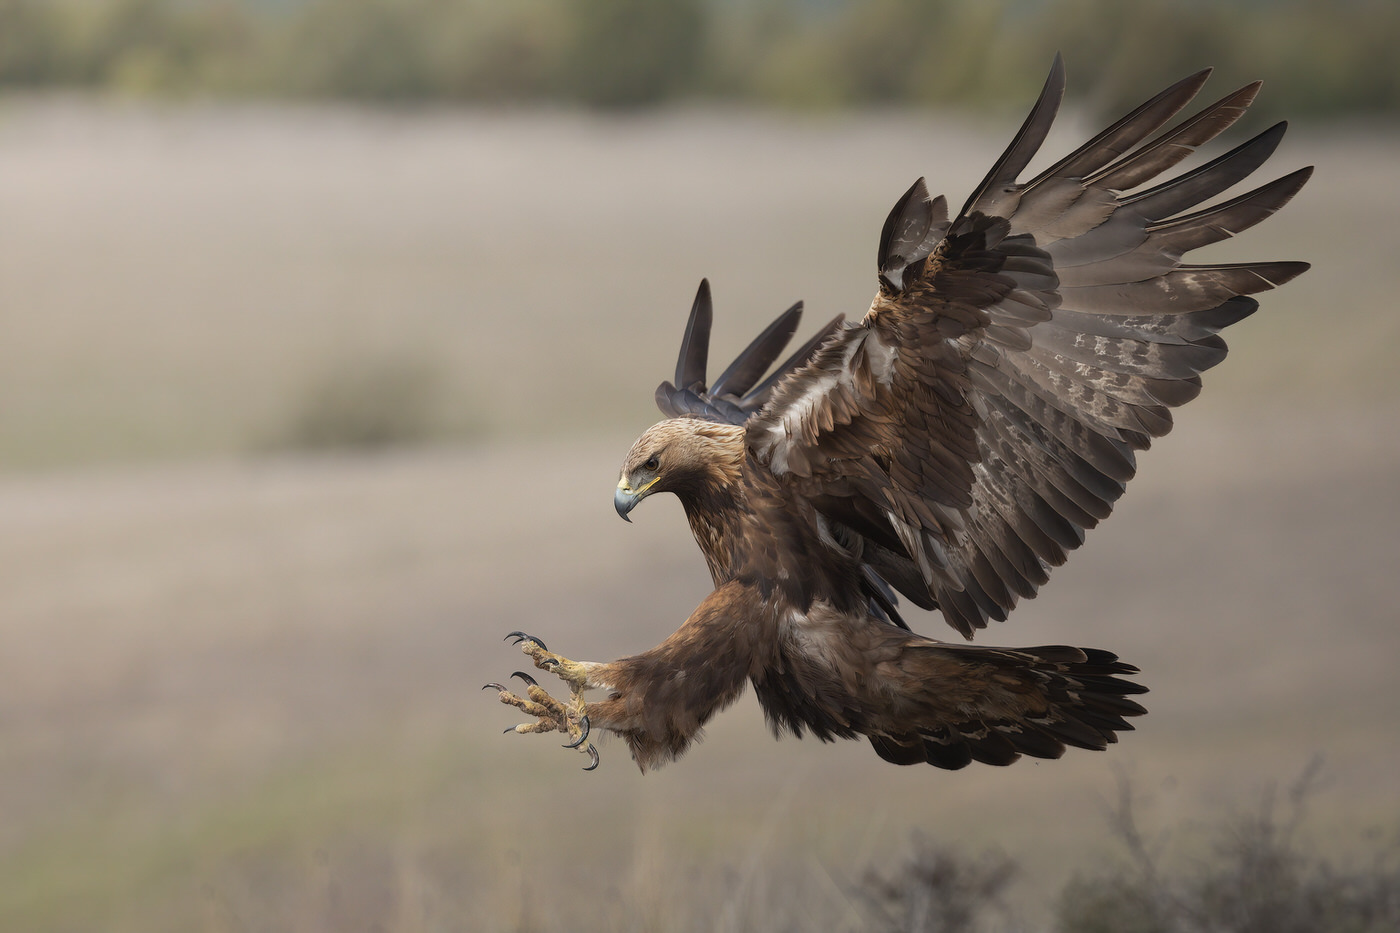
left=615, top=418, right=744, bottom=522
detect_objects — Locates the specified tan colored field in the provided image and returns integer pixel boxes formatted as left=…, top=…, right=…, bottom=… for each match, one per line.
left=0, top=99, right=1397, bottom=931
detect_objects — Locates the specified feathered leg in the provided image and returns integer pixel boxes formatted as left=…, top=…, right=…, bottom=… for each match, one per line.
left=487, top=583, right=760, bottom=772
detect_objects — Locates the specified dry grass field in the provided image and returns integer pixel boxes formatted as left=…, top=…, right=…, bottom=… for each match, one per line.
left=0, top=97, right=1397, bottom=930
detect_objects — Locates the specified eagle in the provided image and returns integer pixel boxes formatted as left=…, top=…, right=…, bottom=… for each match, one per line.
left=487, top=56, right=1310, bottom=772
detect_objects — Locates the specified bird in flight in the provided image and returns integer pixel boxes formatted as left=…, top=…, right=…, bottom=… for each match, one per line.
left=487, top=56, right=1310, bottom=772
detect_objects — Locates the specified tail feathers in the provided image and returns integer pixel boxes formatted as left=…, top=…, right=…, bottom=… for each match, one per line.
left=868, top=644, right=1148, bottom=770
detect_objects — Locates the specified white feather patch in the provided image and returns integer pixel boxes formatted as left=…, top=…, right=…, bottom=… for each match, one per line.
left=783, top=602, right=848, bottom=668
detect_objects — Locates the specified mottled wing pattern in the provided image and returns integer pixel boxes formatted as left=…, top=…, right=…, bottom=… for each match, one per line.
left=748, top=55, right=1312, bottom=637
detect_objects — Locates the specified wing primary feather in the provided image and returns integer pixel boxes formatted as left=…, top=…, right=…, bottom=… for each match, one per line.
left=710, top=301, right=803, bottom=399
left=1044, top=296, right=1257, bottom=347
left=675, top=279, right=713, bottom=390
left=957, top=52, right=1066, bottom=220
left=1144, top=166, right=1314, bottom=253
left=1088, top=82, right=1262, bottom=191
left=1125, top=122, right=1291, bottom=219
left=1059, top=261, right=1309, bottom=316
left=1055, top=159, right=1309, bottom=286
left=1023, top=68, right=1212, bottom=189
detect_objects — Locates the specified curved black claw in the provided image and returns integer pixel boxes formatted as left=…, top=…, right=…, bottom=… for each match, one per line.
left=504, top=631, right=548, bottom=651
left=511, top=671, right=538, bottom=688
left=582, top=745, right=600, bottom=771
left=482, top=682, right=508, bottom=692
left=562, top=714, right=590, bottom=749
left=503, top=726, right=518, bottom=734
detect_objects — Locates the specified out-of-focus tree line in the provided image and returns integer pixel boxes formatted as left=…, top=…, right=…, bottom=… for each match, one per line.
left=0, top=0, right=1395, bottom=119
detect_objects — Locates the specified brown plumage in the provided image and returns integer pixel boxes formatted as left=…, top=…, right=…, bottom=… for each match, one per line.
left=493, top=57, right=1310, bottom=772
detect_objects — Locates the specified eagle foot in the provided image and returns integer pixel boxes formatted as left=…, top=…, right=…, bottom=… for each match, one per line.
left=489, top=639, right=599, bottom=771
left=505, top=631, right=591, bottom=691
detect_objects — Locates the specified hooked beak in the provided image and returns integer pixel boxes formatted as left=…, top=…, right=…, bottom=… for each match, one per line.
left=614, top=476, right=657, bottom=523
left=614, top=484, right=638, bottom=522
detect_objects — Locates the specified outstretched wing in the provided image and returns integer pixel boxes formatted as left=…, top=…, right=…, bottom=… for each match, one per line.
left=748, top=55, right=1312, bottom=638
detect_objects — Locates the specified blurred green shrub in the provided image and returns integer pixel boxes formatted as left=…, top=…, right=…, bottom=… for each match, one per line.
left=0, top=0, right=65, bottom=86
left=0, top=0, right=1396, bottom=117
left=556, top=0, right=705, bottom=106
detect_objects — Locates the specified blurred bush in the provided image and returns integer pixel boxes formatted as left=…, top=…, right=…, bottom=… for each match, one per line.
left=851, top=763, right=1400, bottom=933
left=0, top=0, right=1396, bottom=118
left=1053, top=762, right=1400, bottom=933
left=855, top=833, right=1018, bottom=932
left=555, top=0, right=706, bottom=106
left=0, top=0, right=262, bottom=95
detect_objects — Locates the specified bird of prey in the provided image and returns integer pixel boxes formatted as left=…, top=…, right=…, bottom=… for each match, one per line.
left=487, top=56, right=1310, bottom=772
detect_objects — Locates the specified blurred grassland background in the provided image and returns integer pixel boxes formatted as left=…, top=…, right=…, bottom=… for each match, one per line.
left=0, top=0, right=1398, bottom=118
left=1, top=1, right=1398, bottom=931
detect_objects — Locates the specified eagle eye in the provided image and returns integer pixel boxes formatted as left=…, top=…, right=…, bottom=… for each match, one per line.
left=643, top=455, right=660, bottom=472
